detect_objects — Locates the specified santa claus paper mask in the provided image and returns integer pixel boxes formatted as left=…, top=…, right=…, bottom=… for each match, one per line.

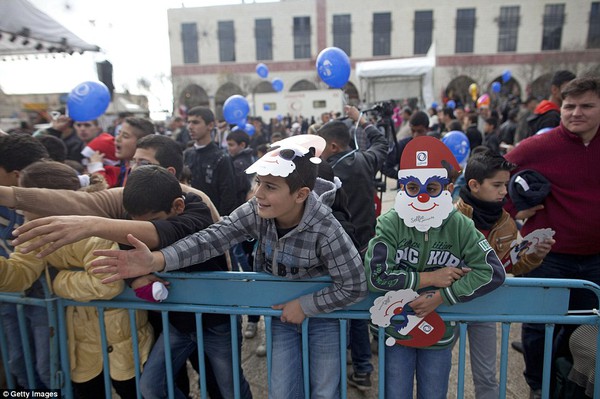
left=394, top=136, right=461, bottom=232
left=245, top=135, right=324, bottom=177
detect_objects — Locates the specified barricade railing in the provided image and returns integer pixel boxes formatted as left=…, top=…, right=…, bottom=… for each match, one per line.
left=0, top=273, right=598, bottom=399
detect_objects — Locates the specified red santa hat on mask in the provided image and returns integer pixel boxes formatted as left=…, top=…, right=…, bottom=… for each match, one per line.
left=398, top=136, right=461, bottom=182
left=81, top=133, right=119, bottom=166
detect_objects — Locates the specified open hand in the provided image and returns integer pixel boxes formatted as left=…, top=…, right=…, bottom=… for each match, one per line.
left=91, top=234, right=165, bottom=284
left=13, top=216, right=97, bottom=257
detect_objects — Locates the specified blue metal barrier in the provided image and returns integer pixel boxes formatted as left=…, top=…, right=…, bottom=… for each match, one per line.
left=0, top=274, right=598, bottom=399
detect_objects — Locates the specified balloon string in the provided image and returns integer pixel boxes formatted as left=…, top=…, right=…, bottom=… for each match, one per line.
left=353, top=111, right=361, bottom=150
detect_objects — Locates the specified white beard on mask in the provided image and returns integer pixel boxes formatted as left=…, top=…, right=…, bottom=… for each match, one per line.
left=394, top=189, right=454, bottom=232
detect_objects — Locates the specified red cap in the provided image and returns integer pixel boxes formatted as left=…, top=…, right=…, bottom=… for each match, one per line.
left=399, top=136, right=460, bottom=178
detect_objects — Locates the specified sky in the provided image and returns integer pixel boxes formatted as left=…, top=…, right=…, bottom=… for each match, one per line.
left=0, top=0, right=276, bottom=120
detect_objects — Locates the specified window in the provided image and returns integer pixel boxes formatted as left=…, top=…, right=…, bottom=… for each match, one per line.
left=497, top=6, right=520, bottom=52
left=218, top=21, right=235, bottom=62
left=255, top=19, right=273, bottom=60
left=542, top=4, right=565, bottom=50
left=313, top=100, right=327, bottom=109
left=373, top=12, right=391, bottom=56
left=455, top=8, right=475, bottom=53
left=588, top=2, right=600, bottom=48
left=181, top=23, right=198, bottom=64
left=293, top=17, right=311, bottom=59
left=333, top=14, right=352, bottom=56
left=414, top=10, right=433, bottom=55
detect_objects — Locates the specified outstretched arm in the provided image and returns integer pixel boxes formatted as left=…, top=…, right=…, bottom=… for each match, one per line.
left=0, top=186, right=16, bottom=208
left=12, top=216, right=160, bottom=257
left=91, top=234, right=166, bottom=283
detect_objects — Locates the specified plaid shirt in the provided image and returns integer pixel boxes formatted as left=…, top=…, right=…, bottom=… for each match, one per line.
left=161, top=179, right=367, bottom=317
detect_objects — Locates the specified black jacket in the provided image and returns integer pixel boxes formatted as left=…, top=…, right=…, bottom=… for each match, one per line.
left=231, top=148, right=256, bottom=206
left=183, top=142, right=238, bottom=215
left=326, top=124, right=387, bottom=251
left=151, top=193, right=229, bottom=333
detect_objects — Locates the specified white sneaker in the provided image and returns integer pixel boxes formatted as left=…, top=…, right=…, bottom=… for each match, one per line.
left=256, top=335, right=267, bottom=357
left=244, top=322, right=257, bottom=339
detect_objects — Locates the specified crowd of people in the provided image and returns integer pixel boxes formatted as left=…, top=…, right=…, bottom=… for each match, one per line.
left=0, top=71, right=598, bottom=399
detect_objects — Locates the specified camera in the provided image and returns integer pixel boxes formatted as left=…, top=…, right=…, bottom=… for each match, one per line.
left=364, top=100, right=395, bottom=118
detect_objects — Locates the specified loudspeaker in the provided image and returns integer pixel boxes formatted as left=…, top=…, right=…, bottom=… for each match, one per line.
left=96, top=61, right=115, bottom=99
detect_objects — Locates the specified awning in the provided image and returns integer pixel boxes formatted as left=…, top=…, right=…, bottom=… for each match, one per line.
left=0, top=0, right=100, bottom=56
left=355, top=44, right=436, bottom=108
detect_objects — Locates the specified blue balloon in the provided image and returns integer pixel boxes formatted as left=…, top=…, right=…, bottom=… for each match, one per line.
left=67, top=81, right=111, bottom=122
left=316, top=47, right=351, bottom=89
left=223, top=95, right=250, bottom=125
left=492, top=81, right=501, bottom=93
left=431, top=101, right=438, bottom=109
left=231, top=123, right=255, bottom=136
left=272, top=78, right=284, bottom=92
left=256, top=63, right=269, bottom=78
left=502, top=70, right=512, bottom=83
left=244, top=123, right=256, bottom=136
left=442, top=130, right=470, bottom=165
left=447, top=100, right=456, bottom=109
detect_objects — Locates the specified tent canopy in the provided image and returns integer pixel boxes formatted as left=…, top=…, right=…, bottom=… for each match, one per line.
left=355, top=44, right=436, bottom=108
left=0, top=0, right=100, bottom=56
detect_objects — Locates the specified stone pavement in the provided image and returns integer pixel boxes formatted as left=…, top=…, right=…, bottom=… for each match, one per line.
left=201, top=178, right=532, bottom=398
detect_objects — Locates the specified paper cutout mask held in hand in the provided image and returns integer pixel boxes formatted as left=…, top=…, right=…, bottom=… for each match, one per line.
left=370, top=290, right=446, bottom=348
left=394, top=136, right=461, bottom=232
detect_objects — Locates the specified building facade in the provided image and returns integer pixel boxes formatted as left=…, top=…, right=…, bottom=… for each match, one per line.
left=168, top=0, right=600, bottom=119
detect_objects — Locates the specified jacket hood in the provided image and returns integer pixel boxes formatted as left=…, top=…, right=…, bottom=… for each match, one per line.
left=533, top=100, right=560, bottom=115
left=312, top=177, right=337, bottom=207
left=295, top=177, right=337, bottom=231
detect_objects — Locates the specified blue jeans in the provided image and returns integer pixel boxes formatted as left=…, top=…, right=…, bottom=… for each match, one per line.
left=384, top=344, right=452, bottom=399
left=348, top=319, right=373, bottom=375
left=269, top=318, right=341, bottom=399
left=140, top=321, right=252, bottom=399
left=0, top=287, right=50, bottom=389
left=521, top=252, right=600, bottom=391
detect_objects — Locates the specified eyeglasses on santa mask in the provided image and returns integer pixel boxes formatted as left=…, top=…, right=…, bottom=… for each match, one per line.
left=267, top=146, right=303, bottom=161
left=398, top=176, right=450, bottom=199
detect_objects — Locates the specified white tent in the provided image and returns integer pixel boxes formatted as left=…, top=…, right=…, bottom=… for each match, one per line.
left=0, top=0, right=100, bottom=56
left=356, top=44, right=436, bottom=108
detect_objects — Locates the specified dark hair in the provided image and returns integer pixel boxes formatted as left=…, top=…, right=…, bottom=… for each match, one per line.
left=409, top=111, right=429, bottom=128
left=123, top=165, right=183, bottom=217
left=284, top=148, right=318, bottom=193
left=447, top=120, right=463, bottom=132
left=187, top=106, right=215, bottom=124
left=19, top=160, right=80, bottom=190
left=464, top=151, right=516, bottom=184
left=485, top=117, right=499, bottom=129
left=317, top=121, right=351, bottom=148
left=561, top=76, right=600, bottom=100
left=467, top=112, right=479, bottom=124
left=136, top=135, right=184, bottom=179
left=0, top=133, right=48, bottom=172
left=442, top=107, right=456, bottom=119
left=124, top=117, right=155, bottom=138
left=551, top=70, right=576, bottom=88
left=227, top=130, right=250, bottom=146
left=256, top=143, right=269, bottom=157
left=36, top=135, right=67, bottom=163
